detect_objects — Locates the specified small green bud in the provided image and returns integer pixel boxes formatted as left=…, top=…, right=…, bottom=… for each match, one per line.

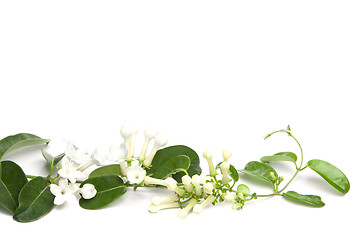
left=270, top=172, right=277, bottom=181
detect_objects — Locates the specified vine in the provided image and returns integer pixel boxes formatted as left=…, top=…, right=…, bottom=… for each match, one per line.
left=0, top=125, right=350, bottom=222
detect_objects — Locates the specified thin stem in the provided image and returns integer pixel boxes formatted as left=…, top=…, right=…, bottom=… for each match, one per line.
left=278, top=132, right=304, bottom=193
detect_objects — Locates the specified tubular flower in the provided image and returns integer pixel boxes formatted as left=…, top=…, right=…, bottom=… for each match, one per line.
left=220, top=161, right=230, bottom=184
left=223, top=192, right=235, bottom=203
left=181, top=175, right=193, bottom=192
left=193, top=195, right=216, bottom=214
left=177, top=198, right=198, bottom=219
left=143, top=133, right=168, bottom=167
left=222, top=150, right=232, bottom=162
left=203, top=149, right=217, bottom=176
left=148, top=202, right=180, bottom=213
left=79, top=184, right=97, bottom=199
left=203, top=182, right=214, bottom=194
left=138, top=126, right=158, bottom=161
left=191, top=174, right=202, bottom=196
left=166, top=178, right=185, bottom=196
left=151, top=194, right=179, bottom=205
left=144, top=176, right=168, bottom=186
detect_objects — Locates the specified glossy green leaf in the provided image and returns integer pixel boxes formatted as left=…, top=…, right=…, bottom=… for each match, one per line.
left=41, top=149, right=65, bottom=166
left=261, top=152, right=297, bottom=163
left=307, top=159, right=350, bottom=194
left=89, top=164, right=123, bottom=178
left=237, top=184, right=250, bottom=196
left=229, top=165, right=239, bottom=182
left=0, top=133, right=50, bottom=161
left=238, top=161, right=278, bottom=183
left=147, top=145, right=202, bottom=182
left=149, top=155, right=191, bottom=179
left=0, top=161, right=28, bottom=213
left=283, top=191, right=325, bottom=207
left=13, top=177, right=54, bottom=222
left=79, top=175, right=126, bottom=209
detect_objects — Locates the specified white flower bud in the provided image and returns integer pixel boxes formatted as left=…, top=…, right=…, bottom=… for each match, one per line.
left=193, top=195, right=215, bottom=214
left=223, top=192, right=235, bottom=203
left=151, top=194, right=179, bottom=205
left=181, top=175, right=193, bottom=192
left=177, top=198, right=198, bottom=219
left=222, top=150, right=232, bottom=162
left=203, top=149, right=217, bottom=176
left=144, top=176, right=167, bottom=186
left=79, top=184, right=97, bottom=199
left=220, top=162, right=230, bottom=184
left=191, top=174, right=202, bottom=196
left=148, top=201, right=180, bottom=213
left=143, top=133, right=168, bottom=167
left=203, top=182, right=214, bottom=194
left=120, top=125, right=133, bottom=140
left=138, top=127, right=158, bottom=161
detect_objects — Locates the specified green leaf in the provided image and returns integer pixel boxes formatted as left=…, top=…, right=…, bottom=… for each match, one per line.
left=0, top=133, right=50, bottom=161
left=238, top=161, right=278, bottom=183
left=307, top=159, right=350, bottom=194
left=0, top=161, right=28, bottom=213
left=148, top=155, right=191, bottom=180
left=229, top=164, right=239, bottom=182
left=261, top=152, right=297, bottom=163
left=237, top=184, right=250, bottom=196
left=13, top=177, right=54, bottom=222
left=79, top=175, right=126, bottom=209
left=147, top=145, right=202, bottom=182
left=89, top=164, right=123, bottom=178
left=41, top=149, right=65, bottom=166
left=283, top=191, right=325, bottom=207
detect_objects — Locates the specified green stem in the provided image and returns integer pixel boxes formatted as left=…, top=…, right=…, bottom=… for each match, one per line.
left=278, top=132, right=304, bottom=193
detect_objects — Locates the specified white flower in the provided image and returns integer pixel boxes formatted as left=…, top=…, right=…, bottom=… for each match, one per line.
left=222, top=150, right=232, bottom=162
left=143, top=133, right=168, bottom=167
left=191, top=174, right=202, bottom=196
left=78, top=149, right=105, bottom=171
left=181, top=175, right=193, bottom=192
left=203, top=149, right=217, bottom=176
left=203, top=182, right=214, bottom=194
left=126, top=165, right=146, bottom=184
left=193, top=195, right=215, bottom=214
left=106, top=143, right=127, bottom=162
left=220, top=162, right=230, bottom=184
left=79, top=184, right=97, bottom=199
left=120, top=125, right=138, bottom=160
left=223, top=192, right=235, bottom=203
left=139, top=126, right=158, bottom=161
left=58, top=158, right=86, bottom=183
left=148, top=202, right=180, bottom=213
left=50, top=178, right=79, bottom=205
left=151, top=194, right=179, bottom=205
left=65, top=142, right=90, bottom=165
left=177, top=198, right=198, bottom=219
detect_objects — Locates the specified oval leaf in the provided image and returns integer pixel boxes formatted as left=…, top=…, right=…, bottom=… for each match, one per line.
left=237, top=184, right=250, bottom=196
left=79, top=175, right=126, bottom=209
left=238, top=161, right=278, bottom=183
left=307, top=159, right=350, bottom=194
left=13, top=177, right=54, bottom=222
left=89, top=164, right=123, bottom=178
left=0, top=161, right=28, bottom=213
left=261, top=152, right=297, bottom=163
left=0, top=133, right=50, bottom=160
left=147, top=145, right=202, bottom=182
left=283, top=191, right=325, bottom=207
left=149, top=155, right=191, bottom=179
left=229, top=164, right=239, bottom=182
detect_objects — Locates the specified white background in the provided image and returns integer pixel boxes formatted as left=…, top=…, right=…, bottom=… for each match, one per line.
left=0, top=0, right=359, bottom=239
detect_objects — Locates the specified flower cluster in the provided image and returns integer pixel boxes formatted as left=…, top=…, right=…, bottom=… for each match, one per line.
left=49, top=142, right=99, bottom=205
left=147, top=149, right=248, bottom=218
